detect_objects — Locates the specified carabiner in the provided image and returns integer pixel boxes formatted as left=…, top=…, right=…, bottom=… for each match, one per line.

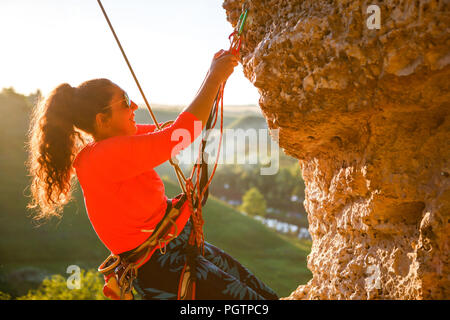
left=238, top=9, right=248, bottom=36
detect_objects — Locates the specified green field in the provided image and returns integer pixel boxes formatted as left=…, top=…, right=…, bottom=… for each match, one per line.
left=0, top=89, right=311, bottom=298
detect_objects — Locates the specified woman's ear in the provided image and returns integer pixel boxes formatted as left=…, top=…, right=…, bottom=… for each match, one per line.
left=95, top=112, right=111, bottom=131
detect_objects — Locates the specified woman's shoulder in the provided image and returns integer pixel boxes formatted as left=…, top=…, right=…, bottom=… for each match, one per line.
left=73, top=141, right=96, bottom=169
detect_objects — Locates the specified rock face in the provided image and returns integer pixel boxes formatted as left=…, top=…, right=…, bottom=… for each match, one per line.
left=223, top=0, right=449, bottom=299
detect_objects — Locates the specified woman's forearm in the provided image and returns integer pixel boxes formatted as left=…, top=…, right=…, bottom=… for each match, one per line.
left=182, top=72, right=222, bottom=129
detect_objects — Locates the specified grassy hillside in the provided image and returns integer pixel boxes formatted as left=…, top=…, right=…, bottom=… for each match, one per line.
left=0, top=89, right=311, bottom=298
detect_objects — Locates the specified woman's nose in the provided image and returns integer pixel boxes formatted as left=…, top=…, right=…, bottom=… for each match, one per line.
left=130, top=100, right=138, bottom=110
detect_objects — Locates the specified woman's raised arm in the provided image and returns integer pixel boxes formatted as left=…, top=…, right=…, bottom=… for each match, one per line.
left=182, top=50, right=238, bottom=127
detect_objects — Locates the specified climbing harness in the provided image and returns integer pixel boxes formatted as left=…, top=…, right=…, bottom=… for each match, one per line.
left=96, top=0, right=249, bottom=300
left=98, top=194, right=187, bottom=300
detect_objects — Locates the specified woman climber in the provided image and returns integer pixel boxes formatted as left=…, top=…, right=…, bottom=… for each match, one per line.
left=26, top=49, right=279, bottom=300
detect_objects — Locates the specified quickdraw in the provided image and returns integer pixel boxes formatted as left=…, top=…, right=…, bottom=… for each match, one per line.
left=229, top=7, right=249, bottom=56
left=96, top=0, right=249, bottom=300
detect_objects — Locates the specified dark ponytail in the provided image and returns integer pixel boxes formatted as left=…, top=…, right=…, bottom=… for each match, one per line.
left=26, top=78, right=115, bottom=222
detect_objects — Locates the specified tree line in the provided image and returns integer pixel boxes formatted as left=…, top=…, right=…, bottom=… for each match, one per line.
left=209, top=162, right=308, bottom=227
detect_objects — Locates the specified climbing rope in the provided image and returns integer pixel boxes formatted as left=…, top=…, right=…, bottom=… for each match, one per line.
left=181, top=6, right=249, bottom=254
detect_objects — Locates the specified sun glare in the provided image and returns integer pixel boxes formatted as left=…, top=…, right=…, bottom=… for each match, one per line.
left=0, top=0, right=259, bottom=106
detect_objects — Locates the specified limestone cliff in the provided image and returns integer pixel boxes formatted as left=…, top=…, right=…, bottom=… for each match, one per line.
left=223, top=0, right=449, bottom=299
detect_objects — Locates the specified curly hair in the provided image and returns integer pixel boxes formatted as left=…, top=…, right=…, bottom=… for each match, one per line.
left=26, top=78, right=115, bottom=223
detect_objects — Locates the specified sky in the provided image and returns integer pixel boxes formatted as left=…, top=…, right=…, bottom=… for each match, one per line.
left=0, top=0, right=260, bottom=106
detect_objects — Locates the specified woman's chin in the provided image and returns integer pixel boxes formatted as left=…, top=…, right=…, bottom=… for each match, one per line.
left=127, top=121, right=137, bottom=135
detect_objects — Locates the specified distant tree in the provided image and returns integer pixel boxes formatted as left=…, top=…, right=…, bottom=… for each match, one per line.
left=1, top=87, right=16, bottom=95
left=16, top=269, right=107, bottom=300
left=240, top=187, right=267, bottom=217
left=27, top=89, right=43, bottom=107
left=0, top=291, right=11, bottom=300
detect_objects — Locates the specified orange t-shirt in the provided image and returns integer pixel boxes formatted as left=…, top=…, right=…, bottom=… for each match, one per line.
left=73, top=111, right=202, bottom=255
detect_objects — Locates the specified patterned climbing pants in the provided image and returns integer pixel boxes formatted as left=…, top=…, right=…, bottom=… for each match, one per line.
left=132, top=216, right=279, bottom=300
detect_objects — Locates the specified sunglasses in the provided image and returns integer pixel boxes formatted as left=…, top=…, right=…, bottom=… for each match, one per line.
left=101, top=91, right=131, bottom=111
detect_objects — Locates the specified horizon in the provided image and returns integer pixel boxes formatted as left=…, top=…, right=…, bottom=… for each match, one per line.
left=0, top=85, right=260, bottom=110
